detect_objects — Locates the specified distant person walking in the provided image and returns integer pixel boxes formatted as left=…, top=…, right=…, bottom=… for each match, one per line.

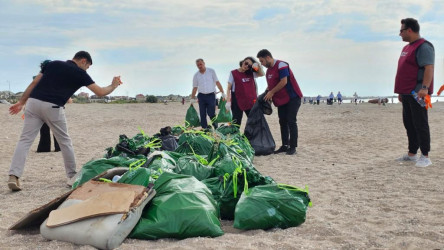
left=337, top=91, right=342, bottom=104
left=353, top=92, right=358, bottom=104
left=394, top=18, right=434, bottom=167
left=257, top=49, right=303, bottom=155
left=316, top=95, right=321, bottom=105
left=190, top=58, right=225, bottom=128
left=7, top=51, right=122, bottom=191
left=225, top=56, right=264, bottom=126
left=328, top=92, right=334, bottom=105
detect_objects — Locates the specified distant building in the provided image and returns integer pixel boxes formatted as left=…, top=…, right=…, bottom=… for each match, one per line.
left=136, top=94, right=145, bottom=102
left=0, top=91, right=14, bottom=99
left=112, top=96, right=129, bottom=101
left=90, top=95, right=109, bottom=103
left=78, top=92, right=89, bottom=99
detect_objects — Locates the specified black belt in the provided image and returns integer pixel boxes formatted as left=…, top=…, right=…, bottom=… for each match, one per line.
left=52, top=105, right=65, bottom=109
left=199, top=92, right=215, bottom=96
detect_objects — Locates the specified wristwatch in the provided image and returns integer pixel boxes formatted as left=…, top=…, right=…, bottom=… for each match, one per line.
left=421, top=85, right=429, bottom=90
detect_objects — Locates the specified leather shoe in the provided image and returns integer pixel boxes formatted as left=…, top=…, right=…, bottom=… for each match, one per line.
left=286, top=147, right=296, bottom=155
left=274, top=145, right=288, bottom=154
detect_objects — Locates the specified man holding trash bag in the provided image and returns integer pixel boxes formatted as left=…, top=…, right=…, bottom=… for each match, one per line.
left=190, top=58, right=225, bottom=129
left=7, top=51, right=122, bottom=191
left=257, top=49, right=303, bottom=155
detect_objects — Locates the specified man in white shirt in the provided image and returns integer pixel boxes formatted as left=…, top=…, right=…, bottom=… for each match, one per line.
left=191, top=58, right=225, bottom=128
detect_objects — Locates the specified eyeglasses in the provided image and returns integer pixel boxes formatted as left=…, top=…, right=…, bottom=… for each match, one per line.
left=399, top=28, right=408, bottom=33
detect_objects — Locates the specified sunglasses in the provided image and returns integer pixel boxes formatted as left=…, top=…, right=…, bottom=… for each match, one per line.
left=399, top=28, right=408, bottom=33
left=243, top=61, right=252, bottom=66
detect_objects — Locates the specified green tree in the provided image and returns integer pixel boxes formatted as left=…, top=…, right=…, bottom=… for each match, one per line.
left=146, top=95, right=158, bottom=103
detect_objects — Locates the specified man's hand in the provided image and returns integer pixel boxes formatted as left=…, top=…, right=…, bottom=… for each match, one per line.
left=221, top=93, right=227, bottom=100
left=225, top=102, right=231, bottom=112
left=9, top=101, right=24, bottom=115
left=112, top=76, right=122, bottom=88
left=190, top=98, right=197, bottom=104
left=418, top=88, right=428, bottom=98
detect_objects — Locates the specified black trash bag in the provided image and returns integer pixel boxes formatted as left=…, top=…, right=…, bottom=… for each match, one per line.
left=244, top=92, right=275, bottom=155
left=160, top=135, right=178, bottom=151
left=105, top=134, right=151, bottom=158
left=260, top=92, right=273, bottom=115
left=154, top=126, right=179, bottom=151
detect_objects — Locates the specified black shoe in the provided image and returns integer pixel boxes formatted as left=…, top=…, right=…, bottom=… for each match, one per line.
left=274, top=145, right=288, bottom=154
left=286, top=147, right=296, bottom=155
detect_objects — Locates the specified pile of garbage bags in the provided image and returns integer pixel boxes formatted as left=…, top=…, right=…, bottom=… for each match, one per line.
left=70, top=122, right=311, bottom=242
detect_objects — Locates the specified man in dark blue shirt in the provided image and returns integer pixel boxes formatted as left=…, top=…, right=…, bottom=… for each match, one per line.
left=8, top=51, right=122, bottom=191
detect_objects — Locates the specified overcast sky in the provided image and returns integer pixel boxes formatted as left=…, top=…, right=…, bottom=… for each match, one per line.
left=0, top=0, right=443, bottom=98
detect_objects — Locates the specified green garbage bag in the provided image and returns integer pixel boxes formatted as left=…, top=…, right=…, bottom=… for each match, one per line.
left=171, top=125, right=184, bottom=136
left=233, top=184, right=311, bottom=230
left=105, top=133, right=155, bottom=158
left=162, top=151, right=184, bottom=163
left=213, top=152, right=273, bottom=188
left=201, top=176, right=224, bottom=201
left=72, top=156, right=146, bottom=189
left=214, top=98, right=232, bottom=123
left=175, top=155, right=215, bottom=181
left=216, top=124, right=240, bottom=136
left=129, top=172, right=224, bottom=239
left=226, top=134, right=255, bottom=162
left=185, top=104, right=200, bottom=127
left=218, top=168, right=248, bottom=220
left=145, top=151, right=176, bottom=173
left=176, top=133, right=214, bottom=156
left=117, top=166, right=158, bottom=187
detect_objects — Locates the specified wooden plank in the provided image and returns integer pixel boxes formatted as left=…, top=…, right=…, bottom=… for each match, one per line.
left=46, top=190, right=136, bottom=227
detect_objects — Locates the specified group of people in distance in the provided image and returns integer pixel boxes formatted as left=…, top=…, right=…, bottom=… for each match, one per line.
left=6, top=17, right=434, bottom=192
left=190, top=49, right=303, bottom=156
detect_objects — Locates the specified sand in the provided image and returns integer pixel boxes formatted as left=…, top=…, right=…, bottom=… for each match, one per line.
left=1, top=101, right=443, bottom=249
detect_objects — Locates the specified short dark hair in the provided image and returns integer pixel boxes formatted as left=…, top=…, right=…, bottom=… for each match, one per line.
left=40, top=59, right=51, bottom=71
left=239, top=56, right=257, bottom=67
left=196, top=58, right=204, bottom=63
left=257, top=49, right=272, bottom=59
left=73, top=51, right=93, bottom=65
left=401, top=18, right=420, bottom=33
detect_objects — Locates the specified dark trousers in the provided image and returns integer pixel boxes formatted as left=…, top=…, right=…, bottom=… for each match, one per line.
left=231, top=91, right=251, bottom=126
left=37, top=123, right=60, bottom=152
left=401, top=95, right=430, bottom=155
left=277, top=97, right=301, bottom=148
left=197, top=92, right=217, bottom=128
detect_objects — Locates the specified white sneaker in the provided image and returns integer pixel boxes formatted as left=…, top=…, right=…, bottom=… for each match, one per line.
left=396, top=154, right=418, bottom=162
left=66, top=172, right=79, bottom=188
left=415, top=155, right=432, bottom=167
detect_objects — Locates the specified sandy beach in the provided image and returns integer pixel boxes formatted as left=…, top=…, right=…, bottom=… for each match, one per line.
left=1, top=101, right=443, bottom=249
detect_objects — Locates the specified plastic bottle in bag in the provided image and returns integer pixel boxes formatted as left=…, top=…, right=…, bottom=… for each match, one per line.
left=112, top=175, right=121, bottom=182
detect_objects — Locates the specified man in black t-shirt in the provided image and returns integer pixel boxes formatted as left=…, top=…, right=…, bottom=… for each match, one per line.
left=8, top=51, right=122, bottom=191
